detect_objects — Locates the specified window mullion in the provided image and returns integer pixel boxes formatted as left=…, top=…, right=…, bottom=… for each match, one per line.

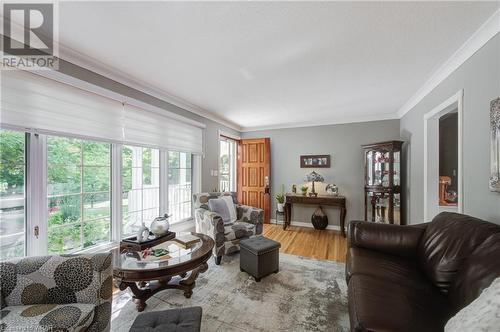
left=111, top=144, right=122, bottom=242
left=27, top=133, right=48, bottom=256
left=160, top=150, right=168, bottom=216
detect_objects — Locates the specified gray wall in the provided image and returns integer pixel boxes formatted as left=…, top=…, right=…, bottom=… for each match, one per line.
left=400, top=34, right=500, bottom=224
left=58, top=60, right=240, bottom=192
left=242, top=120, right=401, bottom=227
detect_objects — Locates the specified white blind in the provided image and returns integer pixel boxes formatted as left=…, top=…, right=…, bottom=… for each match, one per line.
left=0, top=70, right=204, bottom=154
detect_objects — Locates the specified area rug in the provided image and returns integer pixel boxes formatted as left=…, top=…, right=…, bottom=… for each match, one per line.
left=111, top=253, right=350, bottom=332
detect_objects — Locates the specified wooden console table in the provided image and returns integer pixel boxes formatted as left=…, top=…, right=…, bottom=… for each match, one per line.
left=284, top=194, right=347, bottom=236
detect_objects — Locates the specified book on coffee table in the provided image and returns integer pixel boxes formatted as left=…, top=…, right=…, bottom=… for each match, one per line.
left=174, top=234, right=200, bottom=248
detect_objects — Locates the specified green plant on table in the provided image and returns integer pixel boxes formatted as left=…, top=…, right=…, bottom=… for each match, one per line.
left=300, top=185, right=308, bottom=194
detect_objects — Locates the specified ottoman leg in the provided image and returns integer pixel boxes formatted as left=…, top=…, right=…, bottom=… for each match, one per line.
left=215, top=256, right=222, bottom=265
left=255, top=277, right=261, bottom=282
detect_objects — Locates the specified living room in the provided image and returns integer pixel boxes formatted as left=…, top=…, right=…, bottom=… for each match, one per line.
left=1, top=1, right=499, bottom=332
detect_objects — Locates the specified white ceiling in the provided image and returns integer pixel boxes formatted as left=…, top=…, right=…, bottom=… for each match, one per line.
left=56, top=1, right=499, bottom=131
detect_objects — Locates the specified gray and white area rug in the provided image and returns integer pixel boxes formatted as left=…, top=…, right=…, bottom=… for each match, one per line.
left=111, top=253, right=349, bottom=332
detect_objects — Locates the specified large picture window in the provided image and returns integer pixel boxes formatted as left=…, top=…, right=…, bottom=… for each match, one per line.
left=219, top=137, right=237, bottom=192
left=47, top=136, right=111, bottom=254
left=168, top=151, right=192, bottom=223
left=122, top=146, right=160, bottom=236
left=0, top=129, right=26, bottom=259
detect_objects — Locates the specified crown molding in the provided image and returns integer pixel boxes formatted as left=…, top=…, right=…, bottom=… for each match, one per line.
left=397, top=9, right=500, bottom=118
left=56, top=43, right=243, bottom=132
left=240, top=112, right=398, bottom=132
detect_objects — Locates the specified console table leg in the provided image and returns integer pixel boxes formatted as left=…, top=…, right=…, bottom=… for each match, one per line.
left=340, top=207, right=347, bottom=237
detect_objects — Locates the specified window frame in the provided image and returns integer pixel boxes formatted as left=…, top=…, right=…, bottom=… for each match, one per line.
left=0, top=128, right=200, bottom=258
left=45, top=134, right=113, bottom=254
left=218, top=132, right=239, bottom=192
left=167, top=151, right=193, bottom=224
left=121, top=144, right=161, bottom=238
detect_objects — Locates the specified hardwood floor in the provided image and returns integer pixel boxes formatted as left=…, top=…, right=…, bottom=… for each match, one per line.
left=262, top=223, right=347, bottom=263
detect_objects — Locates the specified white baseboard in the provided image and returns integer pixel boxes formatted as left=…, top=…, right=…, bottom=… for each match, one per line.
left=270, top=219, right=341, bottom=231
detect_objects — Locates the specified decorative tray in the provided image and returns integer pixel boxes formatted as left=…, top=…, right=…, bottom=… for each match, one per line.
left=120, top=231, right=176, bottom=251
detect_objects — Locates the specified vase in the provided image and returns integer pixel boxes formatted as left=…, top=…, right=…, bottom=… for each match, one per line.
left=311, top=206, right=328, bottom=230
left=277, top=203, right=284, bottom=212
left=150, top=214, right=171, bottom=237
left=136, top=222, right=150, bottom=242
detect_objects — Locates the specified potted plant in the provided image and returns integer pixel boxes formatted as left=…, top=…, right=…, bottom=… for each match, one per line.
left=275, top=184, right=285, bottom=212
left=301, top=185, right=308, bottom=196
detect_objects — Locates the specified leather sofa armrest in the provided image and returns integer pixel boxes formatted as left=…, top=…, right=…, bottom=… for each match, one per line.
left=348, top=220, right=427, bottom=258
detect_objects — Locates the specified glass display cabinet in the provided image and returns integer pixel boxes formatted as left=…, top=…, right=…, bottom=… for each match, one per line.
left=362, top=141, right=404, bottom=225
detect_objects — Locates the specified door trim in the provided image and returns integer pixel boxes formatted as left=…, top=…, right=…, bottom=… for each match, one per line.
left=423, top=90, right=463, bottom=221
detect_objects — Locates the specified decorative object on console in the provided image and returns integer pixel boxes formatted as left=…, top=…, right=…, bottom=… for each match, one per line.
left=325, top=183, right=339, bottom=196
left=490, top=97, right=500, bottom=192
left=311, top=206, right=328, bottom=230
left=292, top=184, right=297, bottom=193
left=305, top=171, right=324, bottom=197
left=362, top=140, right=404, bottom=224
left=150, top=213, right=171, bottom=237
left=300, top=154, right=331, bottom=168
left=300, top=185, right=308, bottom=196
left=275, top=184, right=285, bottom=212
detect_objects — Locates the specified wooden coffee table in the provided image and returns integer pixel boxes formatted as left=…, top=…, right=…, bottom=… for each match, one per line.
left=112, top=232, right=214, bottom=312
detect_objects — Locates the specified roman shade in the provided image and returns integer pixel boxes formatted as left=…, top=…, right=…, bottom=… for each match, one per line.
left=0, top=70, right=204, bottom=154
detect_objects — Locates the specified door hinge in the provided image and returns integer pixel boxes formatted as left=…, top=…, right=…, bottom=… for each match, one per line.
left=34, top=226, right=39, bottom=238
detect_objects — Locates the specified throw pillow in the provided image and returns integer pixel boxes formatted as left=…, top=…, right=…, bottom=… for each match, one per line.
left=221, top=195, right=237, bottom=223
left=445, top=277, right=500, bottom=331
left=208, top=198, right=231, bottom=224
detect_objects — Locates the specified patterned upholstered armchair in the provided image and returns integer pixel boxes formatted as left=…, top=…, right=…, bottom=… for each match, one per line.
left=0, top=253, right=112, bottom=332
left=193, top=192, right=263, bottom=265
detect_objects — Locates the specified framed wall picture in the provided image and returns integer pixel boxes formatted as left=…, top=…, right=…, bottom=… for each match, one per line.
left=300, top=154, right=331, bottom=168
left=490, top=97, right=500, bottom=192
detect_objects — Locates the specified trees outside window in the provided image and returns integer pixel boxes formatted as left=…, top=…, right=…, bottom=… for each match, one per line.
left=168, top=151, right=192, bottom=222
left=0, top=129, right=26, bottom=259
left=122, top=146, right=160, bottom=236
left=47, top=136, right=111, bottom=254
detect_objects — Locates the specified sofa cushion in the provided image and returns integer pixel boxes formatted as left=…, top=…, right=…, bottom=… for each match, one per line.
left=346, top=247, right=435, bottom=292
left=0, top=303, right=94, bottom=332
left=417, top=212, right=500, bottom=295
left=130, top=307, right=202, bottom=332
left=348, top=274, right=450, bottom=332
left=448, top=233, right=500, bottom=313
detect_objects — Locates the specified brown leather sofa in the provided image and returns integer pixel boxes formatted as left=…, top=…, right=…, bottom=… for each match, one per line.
left=346, top=212, right=500, bottom=332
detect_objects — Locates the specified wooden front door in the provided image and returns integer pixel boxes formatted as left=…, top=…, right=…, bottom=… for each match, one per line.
left=237, top=138, right=271, bottom=223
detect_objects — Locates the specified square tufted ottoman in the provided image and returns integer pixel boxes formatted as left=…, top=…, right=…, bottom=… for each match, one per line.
left=129, top=306, right=202, bottom=332
left=240, top=236, right=281, bottom=282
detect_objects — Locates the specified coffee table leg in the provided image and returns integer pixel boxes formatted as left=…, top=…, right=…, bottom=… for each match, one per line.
left=179, top=262, right=208, bottom=298
left=118, top=280, right=150, bottom=312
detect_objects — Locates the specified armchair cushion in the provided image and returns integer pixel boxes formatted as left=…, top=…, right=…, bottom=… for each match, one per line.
left=0, top=253, right=112, bottom=332
left=208, top=198, right=232, bottom=224
left=0, top=303, right=95, bottom=332
left=236, top=205, right=264, bottom=235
